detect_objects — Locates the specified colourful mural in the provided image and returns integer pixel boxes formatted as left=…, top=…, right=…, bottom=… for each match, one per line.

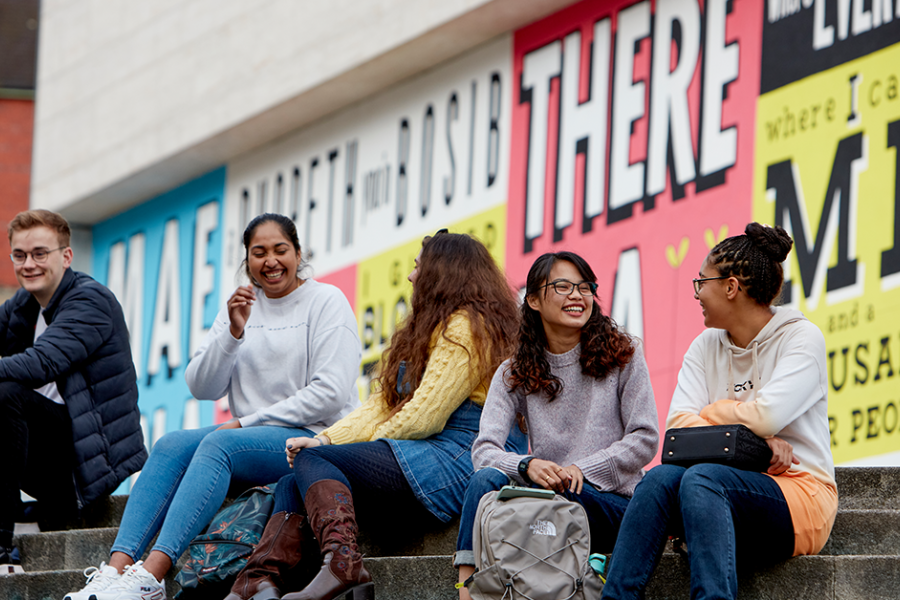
left=90, top=0, right=900, bottom=467
left=505, top=0, right=763, bottom=450
left=92, top=168, right=226, bottom=451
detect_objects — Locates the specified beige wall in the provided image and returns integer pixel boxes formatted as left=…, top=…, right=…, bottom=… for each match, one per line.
left=31, top=0, right=577, bottom=224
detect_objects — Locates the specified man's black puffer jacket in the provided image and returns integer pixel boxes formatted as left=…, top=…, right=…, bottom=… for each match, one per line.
left=0, top=268, right=147, bottom=508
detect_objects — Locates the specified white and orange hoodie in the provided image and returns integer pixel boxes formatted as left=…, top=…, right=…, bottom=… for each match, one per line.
left=667, top=306, right=837, bottom=556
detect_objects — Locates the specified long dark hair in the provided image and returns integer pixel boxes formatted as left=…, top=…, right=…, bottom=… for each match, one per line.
left=376, top=232, right=519, bottom=411
left=708, top=222, right=794, bottom=306
left=507, top=252, right=635, bottom=401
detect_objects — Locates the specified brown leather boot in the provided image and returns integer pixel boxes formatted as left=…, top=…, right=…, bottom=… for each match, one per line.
left=281, top=480, right=373, bottom=600
left=224, top=511, right=311, bottom=600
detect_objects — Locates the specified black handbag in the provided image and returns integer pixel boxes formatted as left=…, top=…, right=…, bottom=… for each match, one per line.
left=661, top=424, right=773, bottom=472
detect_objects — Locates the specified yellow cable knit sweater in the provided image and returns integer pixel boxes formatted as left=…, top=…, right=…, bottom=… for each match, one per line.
left=320, top=311, right=488, bottom=445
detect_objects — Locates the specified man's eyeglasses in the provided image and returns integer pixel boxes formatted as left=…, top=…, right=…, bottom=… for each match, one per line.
left=541, top=279, right=598, bottom=296
left=10, top=247, right=67, bottom=265
left=692, top=276, right=728, bottom=295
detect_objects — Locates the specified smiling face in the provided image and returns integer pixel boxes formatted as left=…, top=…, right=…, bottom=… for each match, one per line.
left=695, top=255, right=730, bottom=328
left=11, top=226, right=73, bottom=307
left=246, top=221, right=302, bottom=298
left=527, top=260, right=594, bottom=336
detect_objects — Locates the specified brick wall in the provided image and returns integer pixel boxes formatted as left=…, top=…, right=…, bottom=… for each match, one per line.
left=0, top=98, right=33, bottom=289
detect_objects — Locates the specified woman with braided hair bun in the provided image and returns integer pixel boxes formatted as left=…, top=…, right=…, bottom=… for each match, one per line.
left=602, top=223, right=837, bottom=600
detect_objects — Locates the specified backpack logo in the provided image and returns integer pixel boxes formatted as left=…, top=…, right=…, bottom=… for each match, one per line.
left=529, top=519, right=557, bottom=536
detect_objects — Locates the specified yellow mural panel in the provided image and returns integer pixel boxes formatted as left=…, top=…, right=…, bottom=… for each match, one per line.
left=753, top=43, right=900, bottom=463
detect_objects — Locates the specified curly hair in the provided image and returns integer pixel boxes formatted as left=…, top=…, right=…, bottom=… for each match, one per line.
left=375, top=232, right=520, bottom=411
left=708, top=222, right=794, bottom=306
left=507, top=252, right=635, bottom=401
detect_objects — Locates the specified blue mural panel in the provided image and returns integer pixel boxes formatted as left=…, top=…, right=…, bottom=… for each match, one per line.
left=92, top=168, right=226, bottom=442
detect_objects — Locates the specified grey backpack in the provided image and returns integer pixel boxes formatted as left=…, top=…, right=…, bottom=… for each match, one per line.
left=466, top=486, right=604, bottom=600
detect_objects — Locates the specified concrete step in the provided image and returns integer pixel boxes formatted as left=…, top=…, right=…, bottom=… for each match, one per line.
left=3, top=554, right=900, bottom=600
left=644, top=553, right=900, bottom=600
left=836, top=467, right=900, bottom=510
left=7, top=466, right=899, bottom=600
left=17, top=502, right=900, bottom=573
left=27, top=467, right=895, bottom=534
left=27, top=495, right=129, bottom=532
left=823, top=509, right=900, bottom=556
left=15, top=521, right=464, bottom=572
left=17, top=528, right=118, bottom=572
left=0, top=567, right=180, bottom=600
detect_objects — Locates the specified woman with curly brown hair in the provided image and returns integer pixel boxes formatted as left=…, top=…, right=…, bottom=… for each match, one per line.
left=454, top=251, right=659, bottom=599
left=223, top=231, right=527, bottom=600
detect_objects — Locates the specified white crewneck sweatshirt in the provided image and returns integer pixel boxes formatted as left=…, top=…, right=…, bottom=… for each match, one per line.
left=185, top=279, right=361, bottom=433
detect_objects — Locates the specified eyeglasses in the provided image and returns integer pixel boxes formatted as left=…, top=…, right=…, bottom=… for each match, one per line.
left=541, top=279, right=598, bottom=296
left=10, top=247, right=67, bottom=265
left=692, top=276, right=728, bottom=295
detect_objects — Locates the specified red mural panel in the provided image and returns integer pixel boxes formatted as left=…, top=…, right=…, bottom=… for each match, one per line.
left=505, top=0, right=764, bottom=453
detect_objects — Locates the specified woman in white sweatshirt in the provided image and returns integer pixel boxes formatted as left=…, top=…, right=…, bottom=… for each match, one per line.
left=65, top=213, right=361, bottom=600
left=602, top=223, right=836, bottom=600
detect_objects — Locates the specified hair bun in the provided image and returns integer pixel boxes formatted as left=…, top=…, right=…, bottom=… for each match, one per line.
left=745, top=222, right=793, bottom=263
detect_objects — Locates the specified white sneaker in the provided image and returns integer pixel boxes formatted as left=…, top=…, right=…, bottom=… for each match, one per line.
left=107, top=561, right=166, bottom=600
left=0, top=546, right=24, bottom=576
left=63, top=563, right=122, bottom=600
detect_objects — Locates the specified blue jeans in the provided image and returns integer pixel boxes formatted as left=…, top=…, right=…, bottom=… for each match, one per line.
left=454, top=467, right=631, bottom=567
left=274, top=440, right=439, bottom=535
left=111, top=424, right=313, bottom=563
left=601, top=464, right=795, bottom=600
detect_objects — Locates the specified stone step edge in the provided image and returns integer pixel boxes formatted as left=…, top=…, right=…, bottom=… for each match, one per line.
left=27, top=466, right=900, bottom=531
left=11, top=552, right=900, bottom=576
left=19, top=506, right=900, bottom=539
left=5, top=555, right=898, bottom=600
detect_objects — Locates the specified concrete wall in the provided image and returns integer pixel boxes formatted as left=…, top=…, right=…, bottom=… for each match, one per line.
left=31, top=0, right=577, bottom=224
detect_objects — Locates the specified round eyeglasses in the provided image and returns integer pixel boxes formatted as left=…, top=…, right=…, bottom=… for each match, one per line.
left=10, top=247, right=67, bottom=265
left=541, top=279, right=598, bottom=296
left=692, top=275, right=728, bottom=295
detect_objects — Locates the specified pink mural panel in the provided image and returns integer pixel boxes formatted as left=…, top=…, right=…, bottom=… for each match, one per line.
left=317, top=263, right=358, bottom=312
left=505, top=0, right=764, bottom=457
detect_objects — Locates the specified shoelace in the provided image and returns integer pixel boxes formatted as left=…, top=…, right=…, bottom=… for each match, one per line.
left=81, top=565, right=120, bottom=591
left=119, top=562, right=158, bottom=588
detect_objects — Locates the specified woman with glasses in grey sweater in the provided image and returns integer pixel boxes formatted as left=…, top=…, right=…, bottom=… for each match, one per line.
left=455, top=251, right=659, bottom=599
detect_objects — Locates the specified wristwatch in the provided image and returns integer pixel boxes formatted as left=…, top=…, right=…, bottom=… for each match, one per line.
left=518, top=456, right=536, bottom=484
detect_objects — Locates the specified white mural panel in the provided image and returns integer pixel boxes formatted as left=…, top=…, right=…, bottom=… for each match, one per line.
left=222, top=36, right=513, bottom=301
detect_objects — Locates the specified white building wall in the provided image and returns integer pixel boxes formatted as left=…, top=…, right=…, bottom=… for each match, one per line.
left=31, top=0, right=577, bottom=223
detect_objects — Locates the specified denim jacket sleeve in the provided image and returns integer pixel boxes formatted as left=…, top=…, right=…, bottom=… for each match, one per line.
left=471, top=362, right=529, bottom=483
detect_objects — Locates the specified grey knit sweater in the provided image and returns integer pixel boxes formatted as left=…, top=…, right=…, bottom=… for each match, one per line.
left=472, top=342, right=659, bottom=497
